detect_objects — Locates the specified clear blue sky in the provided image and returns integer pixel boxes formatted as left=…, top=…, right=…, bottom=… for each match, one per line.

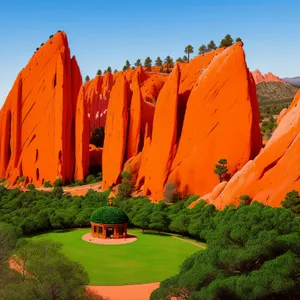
left=0, top=0, right=299, bottom=106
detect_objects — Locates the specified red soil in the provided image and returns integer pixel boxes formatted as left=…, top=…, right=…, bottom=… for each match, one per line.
left=86, top=282, right=160, bottom=300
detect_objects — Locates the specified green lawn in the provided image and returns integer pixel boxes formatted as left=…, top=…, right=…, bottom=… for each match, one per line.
left=31, top=228, right=202, bottom=285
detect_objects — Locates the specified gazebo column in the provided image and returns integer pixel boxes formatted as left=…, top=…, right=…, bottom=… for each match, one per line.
left=103, top=225, right=107, bottom=239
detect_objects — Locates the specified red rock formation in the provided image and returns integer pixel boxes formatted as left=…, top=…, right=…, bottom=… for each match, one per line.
left=126, top=68, right=143, bottom=160
left=166, top=42, right=262, bottom=200
left=140, top=74, right=167, bottom=103
left=85, top=72, right=113, bottom=133
left=251, top=69, right=285, bottom=84
left=75, top=86, right=90, bottom=180
left=210, top=89, right=300, bottom=208
left=102, top=73, right=129, bottom=190
left=143, top=64, right=180, bottom=200
left=89, top=145, right=102, bottom=168
left=0, top=32, right=82, bottom=186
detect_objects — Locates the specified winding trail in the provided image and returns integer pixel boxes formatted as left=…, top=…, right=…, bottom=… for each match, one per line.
left=171, top=236, right=207, bottom=249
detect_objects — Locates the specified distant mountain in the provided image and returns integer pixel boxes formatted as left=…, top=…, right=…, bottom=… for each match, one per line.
left=251, top=69, right=286, bottom=85
left=281, top=76, right=300, bottom=87
left=256, top=81, right=299, bottom=102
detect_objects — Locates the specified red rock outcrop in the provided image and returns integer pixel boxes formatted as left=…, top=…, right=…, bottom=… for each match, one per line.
left=89, top=145, right=102, bottom=168
left=102, top=74, right=129, bottom=190
left=143, top=64, right=180, bottom=200
left=251, top=69, right=285, bottom=84
left=0, top=32, right=82, bottom=186
left=126, top=68, right=143, bottom=160
left=140, top=74, right=167, bottom=103
left=165, top=42, right=262, bottom=200
left=84, top=73, right=113, bottom=133
left=75, top=86, right=89, bottom=180
left=210, top=89, right=300, bottom=208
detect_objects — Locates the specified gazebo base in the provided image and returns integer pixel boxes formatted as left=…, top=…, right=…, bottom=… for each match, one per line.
left=82, top=233, right=137, bottom=245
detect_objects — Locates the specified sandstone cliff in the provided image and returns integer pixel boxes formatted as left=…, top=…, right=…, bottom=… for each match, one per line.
left=0, top=32, right=82, bottom=186
left=208, top=90, right=300, bottom=208
left=102, top=42, right=262, bottom=201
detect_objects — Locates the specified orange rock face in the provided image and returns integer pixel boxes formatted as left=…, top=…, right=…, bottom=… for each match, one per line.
left=102, top=74, right=129, bottom=190
left=75, top=86, right=90, bottom=180
left=211, top=89, right=300, bottom=208
left=126, top=68, right=143, bottom=160
left=140, top=74, right=167, bottom=103
left=251, top=69, right=285, bottom=84
left=143, top=64, right=180, bottom=200
left=84, top=73, right=113, bottom=133
left=164, top=43, right=262, bottom=199
left=0, top=32, right=82, bottom=186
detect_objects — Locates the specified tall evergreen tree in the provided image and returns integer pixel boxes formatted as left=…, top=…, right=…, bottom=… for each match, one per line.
left=155, top=56, right=163, bottom=66
left=198, top=44, right=207, bottom=54
left=207, top=40, right=217, bottom=51
left=134, top=59, right=142, bottom=67
left=184, top=45, right=194, bottom=62
left=220, top=34, right=234, bottom=47
left=144, top=57, right=152, bottom=68
left=123, top=60, right=131, bottom=71
left=176, top=57, right=184, bottom=63
left=164, top=56, right=174, bottom=68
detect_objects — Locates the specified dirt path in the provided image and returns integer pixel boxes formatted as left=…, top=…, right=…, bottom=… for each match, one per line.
left=171, top=236, right=207, bottom=249
left=87, top=282, right=160, bottom=300
left=36, top=182, right=102, bottom=196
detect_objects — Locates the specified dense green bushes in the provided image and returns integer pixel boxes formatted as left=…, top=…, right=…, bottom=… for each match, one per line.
left=0, top=187, right=109, bottom=235
left=1, top=185, right=300, bottom=299
left=0, top=223, right=101, bottom=300
left=151, top=202, right=300, bottom=300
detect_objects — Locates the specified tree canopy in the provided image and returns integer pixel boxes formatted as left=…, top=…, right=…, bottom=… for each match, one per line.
left=155, top=57, right=163, bottom=67
left=144, top=57, right=152, bottom=68
left=184, top=45, right=194, bottom=62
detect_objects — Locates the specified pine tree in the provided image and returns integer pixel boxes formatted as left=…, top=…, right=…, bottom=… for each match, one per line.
left=207, top=40, right=217, bottom=51
left=155, top=56, right=163, bottom=66
left=144, top=57, right=152, bottom=68
left=184, top=45, right=194, bottom=62
left=198, top=44, right=207, bottom=55
left=134, top=59, right=142, bottom=67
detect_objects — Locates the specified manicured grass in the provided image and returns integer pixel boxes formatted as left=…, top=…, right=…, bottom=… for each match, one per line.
left=31, top=228, right=203, bottom=285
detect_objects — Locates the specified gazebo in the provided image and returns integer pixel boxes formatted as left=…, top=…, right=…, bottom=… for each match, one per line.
left=90, top=206, right=129, bottom=239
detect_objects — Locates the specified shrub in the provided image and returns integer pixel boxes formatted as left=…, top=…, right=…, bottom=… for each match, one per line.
left=68, top=180, right=85, bottom=187
left=117, top=172, right=134, bottom=200
left=85, top=175, right=97, bottom=184
left=27, top=184, right=35, bottom=190
left=17, top=177, right=25, bottom=183
left=54, top=178, right=63, bottom=187
left=43, top=181, right=52, bottom=188
left=239, top=194, right=251, bottom=205
left=52, top=187, right=64, bottom=198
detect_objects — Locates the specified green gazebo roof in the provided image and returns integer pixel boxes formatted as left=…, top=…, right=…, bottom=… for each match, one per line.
left=90, top=206, right=129, bottom=224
